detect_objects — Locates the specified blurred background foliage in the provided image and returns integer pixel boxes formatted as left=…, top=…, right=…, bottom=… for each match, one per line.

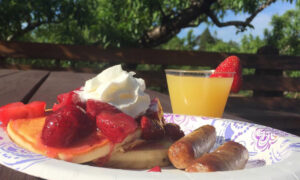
left=0, top=0, right=298, bottom=52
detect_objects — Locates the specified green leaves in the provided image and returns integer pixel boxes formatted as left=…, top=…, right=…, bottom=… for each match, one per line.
left=0, top=0, right=95, bottom=41
left=264, top=2, right=300, bottom=55
left=0, top=0, right=296, bottom=49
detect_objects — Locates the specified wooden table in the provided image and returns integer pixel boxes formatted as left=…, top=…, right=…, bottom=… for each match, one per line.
left=0, top=69, right=251, bottom=179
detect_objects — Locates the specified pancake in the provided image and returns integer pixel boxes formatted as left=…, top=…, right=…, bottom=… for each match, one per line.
left=7, top=117, right=141, bottom=164
left=7, top=117, right=172, bottom=169
left=104, top=138, right=172, bottom=169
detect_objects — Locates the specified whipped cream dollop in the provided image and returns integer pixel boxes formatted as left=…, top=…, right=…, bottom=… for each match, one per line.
left=77, top=65, right=150, bottom=118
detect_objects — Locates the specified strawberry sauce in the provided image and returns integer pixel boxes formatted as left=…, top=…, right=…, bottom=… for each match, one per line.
left=37, top=131, right=110, bottom=159
left=10, top=118, right=112, bottom=161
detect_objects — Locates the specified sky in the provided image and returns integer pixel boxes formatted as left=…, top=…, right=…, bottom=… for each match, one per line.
left=177, top=1, right=297, bottom=42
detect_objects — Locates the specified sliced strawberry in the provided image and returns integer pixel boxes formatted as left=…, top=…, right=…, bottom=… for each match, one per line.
left=56, top=87, right=82, bottom=103
left=0, top=102, right=25, bottom=127
left=140, top=116, right=165, bottom=140
left=0, top=102, right=24, bottom=111
left=86, top=100, right=121, bottom=121
left=0, top=105, right=27, bottom=127
left=53, top=90, right=84, bottom=111
left=26, top=101, right=46, bottom=118
left=0, top=101, right=46, bottom=127
left=42, top=105, right=93, bottom=147
left=211, top=56, right=243, bottom=93
left=53, top=91, right=73, bottom=111
left=147, top=166, right=161, bottom=172
left=57, top=91, right=71, bottom=103
left=96, top=112, right=137, bottom=143
left=164, top=123, right=184, bottom=141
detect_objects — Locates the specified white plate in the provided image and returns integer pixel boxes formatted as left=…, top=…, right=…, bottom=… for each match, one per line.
left=1, top=113, right=300, bottom=180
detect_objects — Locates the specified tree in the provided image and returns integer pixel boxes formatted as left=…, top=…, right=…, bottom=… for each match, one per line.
left=161, top=28, right=241, bottom=53
left=0, top=0, right=295, bottom=48
left=264, top=1, right=300, bottom=55
left=198, top=28, right=216, bottom=50
left=159, top=36, right=186, bottom=50
left=0, top=0, right=96, bottom=42
left=159, top=29, right=198, bottom=50
left=240, top=34, right=266, bottom=53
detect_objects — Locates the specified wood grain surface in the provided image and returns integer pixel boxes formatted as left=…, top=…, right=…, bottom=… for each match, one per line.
left=0, top=70, right=49, bottom=106
left=0, top=69, right=19, bottom=77
left=30, top=71, right=94, bottom=109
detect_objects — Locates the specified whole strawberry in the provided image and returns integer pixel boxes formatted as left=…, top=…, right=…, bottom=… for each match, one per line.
left=42, top=105, right=94, bottom=147
left=211, top=56, right=242, bottom=93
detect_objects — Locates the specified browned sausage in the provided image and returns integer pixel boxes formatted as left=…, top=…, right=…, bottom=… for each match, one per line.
left=185, top=141, right=249, bottom=172
left=168, top=125, right=216, bottom=169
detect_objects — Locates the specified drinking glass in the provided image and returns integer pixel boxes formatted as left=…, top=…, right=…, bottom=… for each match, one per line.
left=165, top=69, right=234, bottom=118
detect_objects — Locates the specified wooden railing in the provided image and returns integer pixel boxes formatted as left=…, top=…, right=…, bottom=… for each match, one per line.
left=0, top=41, right=299, bottom=68
left=1, top=41, right=299, bottom=94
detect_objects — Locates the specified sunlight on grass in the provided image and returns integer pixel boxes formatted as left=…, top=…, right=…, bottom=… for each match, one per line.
left=284, top=70, right=300, bottom=77
left=285, top=92, right=300, bottom=99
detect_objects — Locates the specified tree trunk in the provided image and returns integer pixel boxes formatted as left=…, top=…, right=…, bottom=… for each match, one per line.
left=140, top=0, right=216, bottom=48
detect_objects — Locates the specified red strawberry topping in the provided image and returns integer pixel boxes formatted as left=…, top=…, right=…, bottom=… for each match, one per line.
left=0, top=101, right=45, bottom=127
left=26, top=101, right=47, bottom=118
left=140, top=116, right=165, bottom=140
left=86, top=100, right=121, bottom=121
left=164, top=123, right=184, bottom=141
left=0, top=102, right=24, bottom=110
left=147, top=166, right=161, bottom=172
left=96, top=112, right=137, bottom=143
left=53, top=90, right=84, bottom=111
left=42, top=105, right=94, bottom=147
left=211, top=56, right=243, bottom=93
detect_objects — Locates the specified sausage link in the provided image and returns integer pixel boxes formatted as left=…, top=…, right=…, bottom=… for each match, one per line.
left=168, top=125, right=216, bottom=169
left=185, top=141, right=249, bottom=172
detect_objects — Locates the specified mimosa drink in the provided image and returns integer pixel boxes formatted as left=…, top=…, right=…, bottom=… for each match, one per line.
left=165, top=70, right=234, bottom=117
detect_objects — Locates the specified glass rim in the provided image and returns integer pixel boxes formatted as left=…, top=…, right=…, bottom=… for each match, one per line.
left=165, top=69, right=235, bottom=76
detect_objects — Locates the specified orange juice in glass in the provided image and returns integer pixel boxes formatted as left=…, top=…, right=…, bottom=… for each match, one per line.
left=165, top=69, right=234, bottom=118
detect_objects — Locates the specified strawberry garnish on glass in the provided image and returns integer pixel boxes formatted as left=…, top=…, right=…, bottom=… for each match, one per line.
left=211, top=56, right=243, bottom=93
